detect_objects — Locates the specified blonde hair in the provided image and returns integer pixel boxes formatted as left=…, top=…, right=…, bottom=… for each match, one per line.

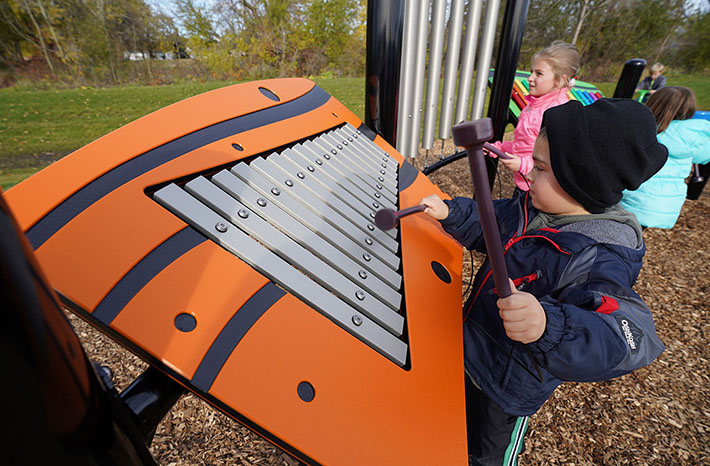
left=532, top=41, right=580, bottom=88
left=646, top=86, right=696, bottom=133
left=649, top=62, right=665, bottom=73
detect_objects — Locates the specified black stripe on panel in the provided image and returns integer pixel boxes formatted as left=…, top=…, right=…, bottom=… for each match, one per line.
left=398, top=159, right=420, bottom=192
left=192, top=281, right=286, bottom=392
left=27, top=85, right=331, bottom=250
left=92, top=227, right=207, bottom=325
left=357, top=122, right=378, bottom=141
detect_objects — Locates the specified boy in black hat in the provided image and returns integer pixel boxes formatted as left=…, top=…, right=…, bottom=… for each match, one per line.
left=421, top=99, right=667, bottom=465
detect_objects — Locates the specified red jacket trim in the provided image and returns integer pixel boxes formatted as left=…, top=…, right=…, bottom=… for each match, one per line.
left=596, top=295, right=619, bottom=314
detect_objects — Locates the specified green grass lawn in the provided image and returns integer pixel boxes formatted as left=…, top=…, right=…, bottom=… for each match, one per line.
left=1, top=74, right=707, bottom=190
left=0, top=81, right=236, bottom=160
left=593, top=73, right=710, bottom=105
left=0, top=78, right=364, bottom=189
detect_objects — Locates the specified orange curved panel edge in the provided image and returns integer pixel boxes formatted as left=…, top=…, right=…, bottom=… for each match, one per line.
left=6, top=78, right=468, bottom=465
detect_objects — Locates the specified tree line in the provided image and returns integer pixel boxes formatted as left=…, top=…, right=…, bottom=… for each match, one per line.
left=0, top=0, right=707, bottom=87
left=521, top=0, right=709, bottom=80
left=0, top=0, right=366, bottom=86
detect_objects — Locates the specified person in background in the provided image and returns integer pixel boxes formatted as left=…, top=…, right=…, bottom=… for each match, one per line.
left=636, top=62, right=666, bottom=102
left=486, top=41, right=579, bottom=193
left=421, top=99, right=667, bottom=465
left=621, top=86, right=710, bottom=229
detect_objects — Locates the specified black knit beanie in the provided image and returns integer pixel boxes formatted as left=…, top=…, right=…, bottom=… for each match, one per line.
left=542, top=98, right=668, bottom=214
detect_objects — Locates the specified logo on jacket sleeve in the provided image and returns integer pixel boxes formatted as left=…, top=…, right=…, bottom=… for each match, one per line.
left=615, top=316, right=643, bottom=354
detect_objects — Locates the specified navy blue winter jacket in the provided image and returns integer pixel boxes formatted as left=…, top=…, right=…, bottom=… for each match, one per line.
left=441, top=193, right=664, bottom=416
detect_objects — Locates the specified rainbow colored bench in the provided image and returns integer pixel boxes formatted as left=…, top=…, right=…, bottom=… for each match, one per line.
left=490, top=70, right=605, bottom=121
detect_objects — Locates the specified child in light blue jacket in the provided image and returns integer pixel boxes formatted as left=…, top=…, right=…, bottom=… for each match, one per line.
left=621, top=86, right=710, bottom=228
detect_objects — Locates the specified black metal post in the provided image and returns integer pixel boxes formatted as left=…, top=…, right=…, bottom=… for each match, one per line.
left=486, top=0, right=530, bottom=189
left=365, top=0, right=405, bottom=147
left=613, top=58, right=646, bottom=98
left=121, top=366, right=187, bottom=443
left=687, top=163, right=710, bottom=200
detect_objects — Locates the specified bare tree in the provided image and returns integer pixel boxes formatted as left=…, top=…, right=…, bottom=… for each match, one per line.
left=19, top=0, right=55, bottom=75
left=571, top=0, right=591, bottom=44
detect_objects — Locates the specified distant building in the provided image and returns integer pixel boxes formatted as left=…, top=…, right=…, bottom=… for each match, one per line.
left=124, top=51, right=175, bottom=61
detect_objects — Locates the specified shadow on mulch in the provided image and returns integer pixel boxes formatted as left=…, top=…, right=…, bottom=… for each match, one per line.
left=66, top=143, right=710, bottom=465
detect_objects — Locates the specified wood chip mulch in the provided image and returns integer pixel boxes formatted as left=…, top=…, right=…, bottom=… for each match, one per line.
left=66, top=140, right=710, bottom=465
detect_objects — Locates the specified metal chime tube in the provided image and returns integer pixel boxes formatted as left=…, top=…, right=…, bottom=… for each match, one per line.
left=404, top=0, right=431, bottom=159
left=470, top=0, right=501, bottom=120
left=421, top=0, right=447, bottom=150
left=437, top=0, right=465, bottom=141
left=454, top=0, right=483, bottom=125
left=396, top=0, right=420, bottom=156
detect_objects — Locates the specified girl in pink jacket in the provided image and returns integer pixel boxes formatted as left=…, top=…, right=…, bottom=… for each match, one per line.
left=489, top=41, right=580, bottom=191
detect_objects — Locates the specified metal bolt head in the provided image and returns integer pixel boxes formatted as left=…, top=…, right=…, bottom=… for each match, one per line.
left=285, top=179, right=294, bottom=187
left=363, top=253, right=371, bottom=261
left=315, top=159, right=323, bottom=165
left=381, top=163, right=387, bottom=168
left=372, top=202, right=380, bottom=208
left=324, top=153, right=331, bottom=160
left=378, top=176, right=384, bottom=182
left=358, top=270, right=368, bottom=279
left=337, top=144, right=343, bottom=150
left=342, top=140, right=348, bottom=146
left=307, top=165, right=315, bottom=172
left=271, top=187, right=281, bottom=196
left=367, top=224, right=375, bottom=231
left=215, top=222, right=228, bottom=232
left=330, top=149, right=337, bottom=155
left=355, top=290, right=365, bottom=301
left=383, top=157, right=388, bottom=162
left=352, top=315, right=363, bottom=326
left=369, top=212, right=375, bottom=219
left=380, top=170, right=386, bottom=175
left=376, top=184, right=382, bottom=190
left=257, top=198, right=267, bottom=207
left=297, top=172, right=305, bottom=179
left=374, top=192, right=381, bottom=198
left=365, top=238, right=373, bottom=245
left=348, top=137, right=353, bottom=142
left=238, top=209, right=249, bottom=219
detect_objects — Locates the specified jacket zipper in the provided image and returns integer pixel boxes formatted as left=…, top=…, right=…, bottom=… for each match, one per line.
left=463, top=229, right=570, bottom=322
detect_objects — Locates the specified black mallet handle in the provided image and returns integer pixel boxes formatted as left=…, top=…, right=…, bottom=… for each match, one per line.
left=452, top=118, right=512, bottom=298
left=374, top=205, right=427, bottom=231
left=483, top=142, right=512, bottom=160
left=453, top=121, right=546, bottom=383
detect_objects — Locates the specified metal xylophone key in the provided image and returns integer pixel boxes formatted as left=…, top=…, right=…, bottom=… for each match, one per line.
left=152, top=125, right=411, bottom=366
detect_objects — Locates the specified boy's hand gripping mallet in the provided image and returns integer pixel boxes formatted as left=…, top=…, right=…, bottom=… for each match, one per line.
left=453, top=118, right=544, bottom=383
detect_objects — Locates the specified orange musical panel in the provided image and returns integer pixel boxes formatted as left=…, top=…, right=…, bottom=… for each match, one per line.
left=6, top=78, right=467, bottom=465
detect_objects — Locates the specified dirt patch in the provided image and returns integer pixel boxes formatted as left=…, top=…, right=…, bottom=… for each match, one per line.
left=0, top=151, right=70, bottom=169
left=67, top=142, right=710, bottom=465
